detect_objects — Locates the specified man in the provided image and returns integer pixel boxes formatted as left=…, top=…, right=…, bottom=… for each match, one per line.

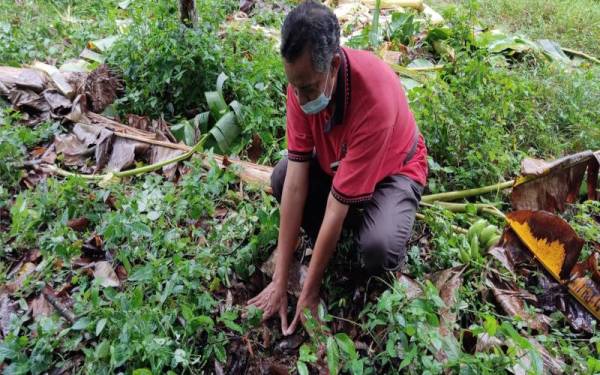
left=247, top=1, right=428, bottom=336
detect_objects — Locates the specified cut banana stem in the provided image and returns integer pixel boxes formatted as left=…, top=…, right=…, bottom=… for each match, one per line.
left=421, top=180, right=515, bottom=203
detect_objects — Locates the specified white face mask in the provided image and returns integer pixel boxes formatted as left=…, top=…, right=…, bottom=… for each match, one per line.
left=300, top=68, right=333, bottom=115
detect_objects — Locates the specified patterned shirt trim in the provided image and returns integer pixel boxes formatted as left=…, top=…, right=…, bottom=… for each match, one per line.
left=288, top=149, right=313, bottom=162
left=331, top=186, right=373, bottom=205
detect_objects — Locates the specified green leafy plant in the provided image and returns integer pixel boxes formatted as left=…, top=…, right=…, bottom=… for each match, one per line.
left=107, top=3, right=225, bottom=118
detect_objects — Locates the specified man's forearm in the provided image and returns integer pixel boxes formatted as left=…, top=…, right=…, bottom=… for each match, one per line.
left=301, top=193, right=349, bottom=299
left=274, top=163, right=309, bottom=288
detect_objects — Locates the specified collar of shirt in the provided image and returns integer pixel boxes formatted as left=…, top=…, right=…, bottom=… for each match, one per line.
left=324, top=47, right=351, bottom=133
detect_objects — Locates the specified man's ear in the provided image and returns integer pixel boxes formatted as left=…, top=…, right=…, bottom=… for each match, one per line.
left=331, top=52, right=342, bottom=72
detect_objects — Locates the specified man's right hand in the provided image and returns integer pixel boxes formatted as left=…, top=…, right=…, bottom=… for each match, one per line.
left=247, top=281, right=290, bottom=334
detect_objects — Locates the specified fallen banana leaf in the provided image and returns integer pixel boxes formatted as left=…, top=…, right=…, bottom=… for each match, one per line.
left=429, top=266, right=464, bottom=335
left=536, top=39, right=570, bottom=64
left=475, top=31, right=536, bottom=55
left=474, top=30, right=587, bottom=66
left=80, top=48, right=105, bottom=64
left=54, top=133, right=93, bottom=167
left=507, top=210, right=600, bottom=321
left=87, top=36, right=118, bottom=53
left=536, top=271, right=596, bottom=333
left=28, top=62, right=75, bottom=98
left=106, top=137, right=150, bottom=172
left=148, top=145, right=185, bottom=181
left=400, top=77, right=422, bottom=91
left=30, top=294, right=53, bottom=319
left=59, top=59, right=92, bottom=73
left=0, top=66, right=47, bottom=92
left=507, top=210, right=583, bottom=281
left=93, top=261, right=121, bottom=288
left=393, top=270, right=462, bottom=363
left=0, top=293, right=16, bottom=338
left=486, top=274, right=550, bottom=332
left=511, top=150, right=599, bottom=213
left=489, top=225, right=597, bottom=332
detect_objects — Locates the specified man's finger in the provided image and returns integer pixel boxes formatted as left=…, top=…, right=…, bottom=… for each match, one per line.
left=285, top=312, right=300, bottom=336
left=261, top=306, right=275, bottom=321
left=279, top=304, right=289, bottom=334
left=247, top=294, right=260, bottom=306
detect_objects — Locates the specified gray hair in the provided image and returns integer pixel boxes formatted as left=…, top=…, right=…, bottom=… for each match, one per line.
left=280, top=1, right=340, bottom=73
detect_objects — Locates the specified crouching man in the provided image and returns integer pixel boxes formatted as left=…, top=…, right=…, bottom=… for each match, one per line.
left=247, top=1, right=428, bottom=336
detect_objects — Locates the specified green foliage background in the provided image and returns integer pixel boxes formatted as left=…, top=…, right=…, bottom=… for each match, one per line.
left=0, top=0, right=599, bottom=373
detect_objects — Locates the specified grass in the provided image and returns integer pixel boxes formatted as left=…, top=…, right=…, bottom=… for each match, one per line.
left=431, top=0, right=600, bottom=56
left=0, top=0, right=599, bottom=373
left=0, top=0, right=120, bottom=66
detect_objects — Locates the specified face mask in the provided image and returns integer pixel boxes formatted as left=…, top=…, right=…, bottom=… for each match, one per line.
left=300, top=68, right=333, bottom=115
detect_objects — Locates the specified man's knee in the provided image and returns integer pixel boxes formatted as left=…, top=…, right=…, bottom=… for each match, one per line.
left=357, top=233, right=405, bottom=275
left=270, top=157, right=288, bottom=203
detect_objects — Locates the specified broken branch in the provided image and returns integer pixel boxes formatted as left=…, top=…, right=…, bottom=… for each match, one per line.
left=42, top=286, right=75, bottom=323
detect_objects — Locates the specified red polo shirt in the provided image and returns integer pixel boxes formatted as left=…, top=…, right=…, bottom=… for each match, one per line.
left=286, top=47, right=428, bottom=204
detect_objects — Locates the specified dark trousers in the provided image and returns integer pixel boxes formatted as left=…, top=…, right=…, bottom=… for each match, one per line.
left=270, top=156, right=423, bottom=274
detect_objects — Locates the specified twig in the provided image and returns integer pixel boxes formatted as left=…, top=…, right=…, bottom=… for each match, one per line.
left=329, top=314, right=361, bottom=327
left=42, top=286, right=75, bottom=323
left=7, top=159, right=42, bottom=169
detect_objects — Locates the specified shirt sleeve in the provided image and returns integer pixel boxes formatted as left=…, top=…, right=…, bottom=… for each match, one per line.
left=285, top=85, right=314, bottom=162
left=331, top=108, right=393, bottom=204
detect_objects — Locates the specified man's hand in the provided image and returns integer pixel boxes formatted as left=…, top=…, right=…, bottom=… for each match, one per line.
left=285, top=288, right=320, bottom=335
left=285, top=193, right=349, bottom=335
left=247, top=281, right=289, bottom=333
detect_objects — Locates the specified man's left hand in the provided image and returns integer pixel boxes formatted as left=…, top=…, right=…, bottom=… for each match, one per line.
left=284, top=289, right=320, bottom=335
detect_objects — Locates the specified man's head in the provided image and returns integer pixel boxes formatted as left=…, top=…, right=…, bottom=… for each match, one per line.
left=281, top=1, right=341, bottom=108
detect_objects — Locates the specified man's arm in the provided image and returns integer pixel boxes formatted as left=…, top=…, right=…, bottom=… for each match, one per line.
left=273, top=160, right=310, bottom=288
left=247, top=159, right=309, bottom=333
left=286, top=192, right=349, bottom=334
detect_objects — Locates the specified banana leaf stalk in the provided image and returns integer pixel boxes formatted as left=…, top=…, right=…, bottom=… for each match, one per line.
left=561, top=47, right=600, bottom=65
left=421, top=180, right=515, bottom=203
